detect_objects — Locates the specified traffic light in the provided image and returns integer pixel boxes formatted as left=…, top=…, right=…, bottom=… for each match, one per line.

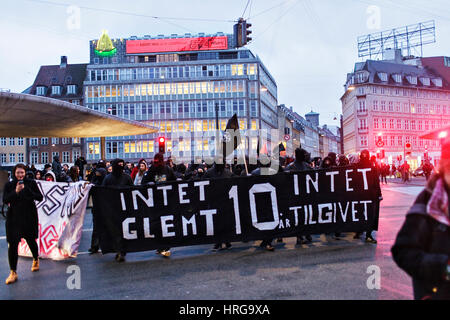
left=234, top=18, right=244, bottom=48
left=234, top=18, right=252, bottom=47
left=158, top=137, right=166, bottom=153
left=243, top=20, right=252, bottom=45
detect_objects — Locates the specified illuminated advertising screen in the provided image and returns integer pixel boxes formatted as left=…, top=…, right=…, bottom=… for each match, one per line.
left=126, top=36, right=228, bottom=54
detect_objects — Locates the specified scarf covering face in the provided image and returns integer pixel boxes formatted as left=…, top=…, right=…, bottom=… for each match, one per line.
left=426, top=178, right=450, bottom=226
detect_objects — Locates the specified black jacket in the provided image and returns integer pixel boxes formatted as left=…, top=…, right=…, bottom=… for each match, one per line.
left=141, top=165, right=176, bottom=185
left=3, top=178, right=43, bottom=243
left=284, top=161, right=311, bottom=172
left=391, top=187, right=450, bottom=300
left=102, top=173, right=133, bottom=187
left=203, top=165, right=235, bottom=179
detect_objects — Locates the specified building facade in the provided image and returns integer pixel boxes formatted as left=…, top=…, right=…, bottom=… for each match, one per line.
left=341, top=50, right=450, bottom=169
left=28, top=56, right=87, bottom=169
left=0, top=137, right=27, bottom=169
left=83, top=32, right=278, bottom=163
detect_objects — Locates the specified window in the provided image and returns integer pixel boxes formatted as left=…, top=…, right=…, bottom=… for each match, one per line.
left=372, top=100, right=378, bottom=111
left=36, top=86, right=46, bottom=95
left=389, top=119, right=394, bottom=129
left=9, top=153, right=15, bottom=163
left=67, top=85, right=76, bottom=95
left=418, top=121, right=423, bottom=131
left=404, top=120, right=409, bottom=130
left=31, top=152, right=38, bottom=164
left=397, top=119, right=402, bottom=130
left=397, top=136, right=403, bottom=146
left=411, top=120, right=416, bottom=130
left=62, top=138, right=71, bottom=144
left=393, top=74, right=402, bottom=83
left=360, top=136, right=368, bottom=146
left=378, top=73, right=388, bottom=82
left=0, top=153, right=5, bottom=164
left=0, top=138, right=6, bottom=146
left=41, top=152, right=48, bottom=164
left=17, top=153, right=24, bottom=163
left=41, top=138, right=48, bottom=145
left=8, top=138, right=14, bottom=146
left=52, top=86, right=61, bottom=95
left=373, top=118, right=379, bottom=129
left=388, top=101, right=393, bottom=112
left=30, top=138, right=38, bottom=146
left=17, top=138, right=24, bottom=146
left=62, top=151, right=70, bottom=163
left=390, top=136, right=395, bottom=146
left=380, top=101, right=386, bottom=111
left=381, top=119, right=387, bottom=129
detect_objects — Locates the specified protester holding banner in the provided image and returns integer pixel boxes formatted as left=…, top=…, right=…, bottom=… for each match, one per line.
left=204, top=162, right=235, bottom=251
left=354, top=150, right=380, bottom=243
left=285, top=148, right=313, bottom=245
left=89, top=167, right=107, bottom=255
left=391, top=140, right=450, bottom=300
left=102, top=159, right=133, bottom=262
left=251, top=161, right=276, bottom=251
left=141, top=153, right=176, bottom=257
left=3, top=164, right=43, bottom=285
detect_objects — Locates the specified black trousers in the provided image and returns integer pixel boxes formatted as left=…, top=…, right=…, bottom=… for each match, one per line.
left=8, top=237, right=39, bottom=271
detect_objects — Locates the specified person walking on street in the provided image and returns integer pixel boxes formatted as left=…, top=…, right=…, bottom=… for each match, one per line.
left=88, top=167, right=107, bottom=255
left=285, top=148, right=313, bottom=245
left=3, top=164, right=44, bottom=284
left=102, top=159, right=134, bottom=262
left=141, top=153, right=176, bottom=257
left=391, top=140, right=450, bottom=300
left=203, top=162, right=235, bottom=251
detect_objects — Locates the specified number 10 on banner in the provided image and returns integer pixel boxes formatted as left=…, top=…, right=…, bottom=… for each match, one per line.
left=229, top=183, right=280, bottom=234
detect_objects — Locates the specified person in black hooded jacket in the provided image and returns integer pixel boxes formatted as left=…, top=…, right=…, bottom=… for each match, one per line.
left=102, top=159, right=133, bottom=262
left=88, top=167, right=107, bottom=254
left=141, top=153, right=175, bottom=257
left=3, top=164, right=43, bottom=284
left=354, top=149, right=381, bottom=243
left=392, top=166, right=450, bottom=300
left=285, top=148, right=313, bottom=245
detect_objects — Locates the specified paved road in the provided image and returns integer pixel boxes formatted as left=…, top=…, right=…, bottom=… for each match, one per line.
left=0, top=178, right=425, bottom=300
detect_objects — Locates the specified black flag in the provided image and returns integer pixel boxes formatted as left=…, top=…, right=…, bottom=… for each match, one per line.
left=222, top=114, right=241, bottom=157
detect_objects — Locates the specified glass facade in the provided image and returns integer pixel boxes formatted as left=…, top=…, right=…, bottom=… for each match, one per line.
left=84, top=33, right=278, bottom=162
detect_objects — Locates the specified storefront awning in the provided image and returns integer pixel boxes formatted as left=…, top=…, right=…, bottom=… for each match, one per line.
left=0, top=92, right=157, bottom=137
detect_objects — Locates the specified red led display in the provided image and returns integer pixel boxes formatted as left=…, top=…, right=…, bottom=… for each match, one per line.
left=126, top=36, right=228, bottom=54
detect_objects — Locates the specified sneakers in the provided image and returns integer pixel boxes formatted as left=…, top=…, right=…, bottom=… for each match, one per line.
left=365, top=236, right=378, bottom=244
left=160, top=250, right=171, bottom=257
left=115, top=253, right=125, bottom=262
left=31, top=259, right=39, bottom=272
left=5, top=271, right=18, bottom=285
left=260, top=244, right=275, bottom=251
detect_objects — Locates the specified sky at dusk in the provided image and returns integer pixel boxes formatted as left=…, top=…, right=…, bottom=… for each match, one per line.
left=1, top=0, right=449, bottom=125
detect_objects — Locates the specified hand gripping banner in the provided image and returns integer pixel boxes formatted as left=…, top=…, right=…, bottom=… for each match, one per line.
left=18, top=181, right=92, bottom=260
left=91, top=166, right=379, bottom=254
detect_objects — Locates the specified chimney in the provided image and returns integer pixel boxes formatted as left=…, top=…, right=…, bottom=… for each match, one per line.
left=60, top=56, right=67, bottom=68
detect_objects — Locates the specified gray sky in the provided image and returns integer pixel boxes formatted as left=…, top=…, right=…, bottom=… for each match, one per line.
left=1, top=0, right=449, bottom=125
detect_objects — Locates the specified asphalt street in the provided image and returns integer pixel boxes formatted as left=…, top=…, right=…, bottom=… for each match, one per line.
left=0, top=177, right=425, bottom=300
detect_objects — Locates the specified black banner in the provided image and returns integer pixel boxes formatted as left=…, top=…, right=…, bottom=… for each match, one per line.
left=91, top=166, right=379, bottom=254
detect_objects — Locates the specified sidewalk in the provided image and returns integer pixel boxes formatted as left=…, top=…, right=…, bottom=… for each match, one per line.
left=382, top=176, right=427, bottom=187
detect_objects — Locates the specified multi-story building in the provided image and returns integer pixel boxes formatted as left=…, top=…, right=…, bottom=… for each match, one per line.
left=0, top=137, right=27, bottom=169
left=28, top=56, right=87, bottom=169
left=0, top=88, right=28, bottom=169
left=83, top=31, right=278, bottom=163
left=341, top=49, right=450, bottom=169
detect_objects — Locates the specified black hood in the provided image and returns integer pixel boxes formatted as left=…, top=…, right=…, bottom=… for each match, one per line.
left=112, top=158, right=125, bottom=177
